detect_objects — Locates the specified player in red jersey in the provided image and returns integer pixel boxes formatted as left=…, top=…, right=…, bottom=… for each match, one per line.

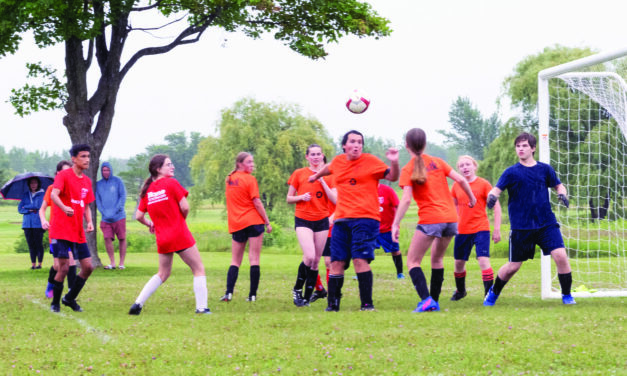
left=376, top=183, right=404, bottom=279
left=450, top=155, right=501, bottom=301
left=222, top=152, right=272, bottom=302
left=309, top=130, right=399, bottom=311
left=287, top=144, right=337, bottom=306
left=48, top=144, right=95, bottom=313
left=129, top=154, right=211, bottom=315
left=392, top=128, right=476, bottom=313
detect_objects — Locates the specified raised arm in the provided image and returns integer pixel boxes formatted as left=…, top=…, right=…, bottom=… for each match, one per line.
left=383, top=148, right=400, bottom=182
left=308, top=164, right=331, bottom=182
left=486, top=186, right=503, bottom=209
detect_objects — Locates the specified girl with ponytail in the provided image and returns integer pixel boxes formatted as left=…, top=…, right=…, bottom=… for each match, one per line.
left=392, top=128, right=476, bottom=313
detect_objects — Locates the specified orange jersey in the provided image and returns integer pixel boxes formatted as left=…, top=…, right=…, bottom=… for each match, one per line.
left=43, top=185, right=53, bottom=222
left=329, top=153, right=388, bottom=221
left=451, top=177, right=492, bottom=234
left=225, top=171, right=264, bottom=233
left=287, top=168, right=334, bottom=221
left=399, top=154, right=457, bottom=224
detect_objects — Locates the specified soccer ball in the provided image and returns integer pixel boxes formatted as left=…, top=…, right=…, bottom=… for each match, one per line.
left=345, top=90, right=370, bottom=114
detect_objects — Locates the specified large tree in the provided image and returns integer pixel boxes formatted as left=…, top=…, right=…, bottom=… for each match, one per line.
left=0, top=1, right=390, bottom=264
left=438, top=96, right=500, bottom=160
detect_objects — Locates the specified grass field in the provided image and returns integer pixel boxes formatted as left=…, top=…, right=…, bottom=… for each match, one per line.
left=0, top=202, right=625, bottom=375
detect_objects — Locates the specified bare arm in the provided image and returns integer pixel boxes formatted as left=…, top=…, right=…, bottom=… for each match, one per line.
left=253, top=197, right=272, bottom=233
left=383, top=148, right=400, bottom=182
left=39, top=200, right=49, bottom=230
left=449, top=170, right=476, bottom=207
left=554, top=183, right=569, bottom=207
left=179, top=196, right=190, bottom=219
left=286, top=185, right=311, bottom=204
left=308, top=164, right=331, bottom=182
left=492, top=200, right=502, bottom=243
left=84, top=206, right=94, bottom=232
left=391, top=185, right=413, bottom=242
left=51, top=188, right=74, bottom=217
left=319, top=178, right=337, bottom=205
left=135, top=209, right=155, bottom=234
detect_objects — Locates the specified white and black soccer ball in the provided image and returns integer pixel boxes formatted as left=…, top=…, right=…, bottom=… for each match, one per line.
left=345, top=90, right=370, bottom=114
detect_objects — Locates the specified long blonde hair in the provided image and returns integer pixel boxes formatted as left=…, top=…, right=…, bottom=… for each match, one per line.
left=405, top=128, right=427, bottom=184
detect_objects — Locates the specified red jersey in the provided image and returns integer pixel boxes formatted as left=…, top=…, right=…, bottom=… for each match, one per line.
left=138, top=177, right=195, bottom=254
left=287, top=168, right=334, bottom=221
left=49, top=168, right=94, bottom=243
left=451, top=177, right=492, bottom=234
left=329, top=153, right=388, bottom=221
left=378, top=184, right=399, bottom=233
left=399, top=154, right=457, bottom=225
left=225, top=171, right=264, bottom=233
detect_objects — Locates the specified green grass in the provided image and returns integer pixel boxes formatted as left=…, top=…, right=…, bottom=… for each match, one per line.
left=0, top=252, right=624, bottom=375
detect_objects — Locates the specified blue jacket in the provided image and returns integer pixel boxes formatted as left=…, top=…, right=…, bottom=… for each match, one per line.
left=18, top=189, right=45, bottom=229
left=96, top=162, right=127, bottom=223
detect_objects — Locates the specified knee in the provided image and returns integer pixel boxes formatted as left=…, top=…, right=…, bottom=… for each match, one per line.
left=158, top=271, right=171, bottom=282
left=81, top=264, right=94, bottom=277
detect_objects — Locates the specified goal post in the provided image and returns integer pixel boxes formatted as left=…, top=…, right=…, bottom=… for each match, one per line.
left=538, top=48, right=627, bottom=299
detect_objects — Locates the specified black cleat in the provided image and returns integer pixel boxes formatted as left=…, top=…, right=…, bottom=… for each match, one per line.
left=450, top=290, right=467, bottom=301
left=310, top=289, right=327, bottom=303
left=294, top=297, right=309, bottom=307
left=129, top=303, right=142, bottom=315
left=50, top=304, right=60, bottom=313
left=325, top=304, right=339, bottom=312
left=292, top=289, right=303, bottom=305
left=360, top=303, right=376, bottom=311
left=62, top=297, right=83, bottom=312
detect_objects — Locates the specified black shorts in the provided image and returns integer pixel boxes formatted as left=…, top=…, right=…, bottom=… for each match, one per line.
left=322, top=237, right=331, bottom=257
left=232, top=224, right=265, bottom=243
left=50, top=239, right=91, bottom=260
left=294, top=217, right=329, bottom=232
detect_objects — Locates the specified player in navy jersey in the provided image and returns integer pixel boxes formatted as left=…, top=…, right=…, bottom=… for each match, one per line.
left=484, top=132, right=575, bottom=306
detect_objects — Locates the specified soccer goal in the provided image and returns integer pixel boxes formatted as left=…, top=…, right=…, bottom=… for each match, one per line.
left=538, top=48, right=627, bottom=299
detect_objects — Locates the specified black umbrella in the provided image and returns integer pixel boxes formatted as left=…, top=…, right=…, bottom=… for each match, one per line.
left=1, top=172, right=54, bottom=200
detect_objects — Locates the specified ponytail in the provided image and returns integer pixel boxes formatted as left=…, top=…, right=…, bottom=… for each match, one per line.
left=406, top=128, right=427, bottom=185
left=228, top=152, right=252, bottom=181
left=139, top=154, right=169, bottom=199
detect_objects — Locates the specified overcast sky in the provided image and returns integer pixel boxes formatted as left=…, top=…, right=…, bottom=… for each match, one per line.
left=1, top=0, right=626, bottom=159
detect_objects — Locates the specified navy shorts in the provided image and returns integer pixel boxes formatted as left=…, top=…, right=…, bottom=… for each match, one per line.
left=232, top=224, right=265, bottom=243
left=294, top=217, right=329, bottom=232
left=50, top=239, right=91, bottom=260
left=453, top=231, right=490, bottom=261
left=416, top=222, right=458, bottom=238
left=509, top=224, right=565, bottom=262
left=375, top=231, right=399, bottom=253
left=322, top=237, right=331, bottom=257
left=330, top=218, right=379, bottom=262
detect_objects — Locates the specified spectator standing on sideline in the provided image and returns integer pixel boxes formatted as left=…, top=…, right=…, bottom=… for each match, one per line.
left=96, top=162, right=127, bottom=269
left=19, top=177, right=46, bottom=269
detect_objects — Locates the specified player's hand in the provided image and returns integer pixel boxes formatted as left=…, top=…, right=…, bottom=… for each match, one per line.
left=385, top=147, right=399, bottom=162
left=64, top=206, right=74, bottom=217
left=468, top=195, right=477, bottom=208
left=492, top=230, right=501, bottom=244
left=487, top=194, right=497, bottom=209
left=265, top=223, right=273, bottom=234
left=86, top=222, right=94, bottom=232
left=149, top=222, right=155, bottom=234
left=300, top=192, right=312, bottom=202
left=558, top=194, right=569, bottom=208
left=391, top=224, right=400, bottom=242
left=41, top=220, right=49, bottom=230
left=308, top=174, right=317, bottom=183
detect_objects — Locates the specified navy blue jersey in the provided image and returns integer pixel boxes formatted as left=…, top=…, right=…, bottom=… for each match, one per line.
left=496, top=162, right=561, bottom=230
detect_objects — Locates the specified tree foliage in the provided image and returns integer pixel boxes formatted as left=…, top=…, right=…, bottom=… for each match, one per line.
left=439, top=96, right=500, bottom=160
left=0, top=0, right=390, bottom=263
left=477, top=120, right=523, bottom=185
left=190, top=98, right=334, bottom=218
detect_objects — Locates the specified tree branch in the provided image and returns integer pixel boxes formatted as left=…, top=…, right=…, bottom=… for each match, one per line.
left=132, top=0, right=163, bottom=12
left=129, top=14, right=188, bottom=34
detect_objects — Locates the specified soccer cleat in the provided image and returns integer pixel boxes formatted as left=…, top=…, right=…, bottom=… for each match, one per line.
left=310, top=289, right=327, bottom=303
left=397, top=273, right=405, bottom=280
left=220, top=293, right=233, bottom=302
left=450, top=290, right=467, bottom=301
left=562, top=294, right=576, bottom=305
left=360, top=303, right=375, bottom=311
left=45, top=282, right=54, bottom=299
left=325, top=304, right=339, bottom=312
left=413, top=296, right=440, bottom=313
left=129, top=303, right=142, bottom=315
left=62, top=296, right=83, bottom=312
left=294, top=297, right=310, bottom=307
left=292, top=289, right=303, bottom=305
left=195, top=308, right=212, bottom=314
left=246, top=295, right=256, bottom=302
left=50, top=304, right=60, bottom=313
left=483, top=286, right=499, bottom=306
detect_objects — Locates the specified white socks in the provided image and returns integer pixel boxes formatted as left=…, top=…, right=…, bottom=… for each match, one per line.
left=193, top=275, right=208, bottom=310
left=135, top=275, right=163, bottom=306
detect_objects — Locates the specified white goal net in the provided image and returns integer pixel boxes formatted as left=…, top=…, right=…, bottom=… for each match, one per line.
left=538, top=50, right=627, bottom=298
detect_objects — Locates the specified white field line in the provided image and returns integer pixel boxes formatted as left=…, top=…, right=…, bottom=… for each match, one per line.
left=31, top=299, right=113, bottom=344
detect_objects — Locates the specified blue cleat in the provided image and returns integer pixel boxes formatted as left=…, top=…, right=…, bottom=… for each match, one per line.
left=483, top=286, right=499, bottom=306
left=412, top=296, right=440, bottom=313
left=397, top=273, right=405, bottom=280
left=562, top=294, right=576, bottom=305
left=45, top=282, right=54, bottom=299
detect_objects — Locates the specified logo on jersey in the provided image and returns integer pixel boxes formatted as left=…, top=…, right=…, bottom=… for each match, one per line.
left=147, top=189, right=168, bottom=205
left=80, top=187, right=89, bottom=199
left=227, top=178, right=239, bottom=186
left=316, top=191, right=323, bottom=198
left=426, top=161, right=438, bottom=172
left=349, top=178, right=357, bottom=185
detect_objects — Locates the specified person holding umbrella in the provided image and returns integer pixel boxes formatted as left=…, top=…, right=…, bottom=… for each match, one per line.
left=18, top=177, right=46, bottom=269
